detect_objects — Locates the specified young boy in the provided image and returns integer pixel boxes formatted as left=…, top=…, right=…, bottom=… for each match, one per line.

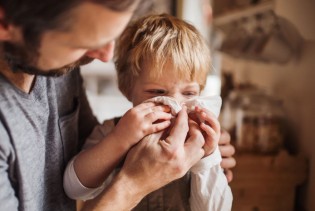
left=64, top=14, right=232, bottom=210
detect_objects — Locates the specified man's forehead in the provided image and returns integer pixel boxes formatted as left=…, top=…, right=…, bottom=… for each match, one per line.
left=57, top=2, right=134, bottom=46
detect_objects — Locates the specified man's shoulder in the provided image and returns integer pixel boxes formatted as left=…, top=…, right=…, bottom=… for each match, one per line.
left=0, top=75, right=19, bottom=107
left=0, top=75, right=13, bottom=94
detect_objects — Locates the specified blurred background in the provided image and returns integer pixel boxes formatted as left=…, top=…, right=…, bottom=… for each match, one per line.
left=80, top=0, right=315, bottom=210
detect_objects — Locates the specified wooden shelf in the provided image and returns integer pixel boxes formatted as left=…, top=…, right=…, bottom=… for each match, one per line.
left=213, top=2, right=275, bottom=26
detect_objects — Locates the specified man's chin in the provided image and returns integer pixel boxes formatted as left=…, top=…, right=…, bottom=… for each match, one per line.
left=41, top=56, right=95, bottom=77
left=11, top=63, right=77, bottom=77
left=10, top=57, right=95, bottom=77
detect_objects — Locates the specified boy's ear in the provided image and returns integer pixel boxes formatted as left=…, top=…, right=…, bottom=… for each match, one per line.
left=0, top=6, right=12, bottom=41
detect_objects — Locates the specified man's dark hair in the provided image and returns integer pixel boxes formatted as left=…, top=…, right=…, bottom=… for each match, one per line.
left=0, top=0, right=139, bottom=48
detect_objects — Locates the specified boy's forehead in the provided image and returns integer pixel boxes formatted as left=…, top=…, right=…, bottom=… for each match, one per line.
left=141, top=60, right=191, bottom=81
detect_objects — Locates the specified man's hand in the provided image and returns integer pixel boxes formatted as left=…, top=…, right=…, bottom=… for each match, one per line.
left=120, top=107, right=205, bottom=195
left=218, top=130, right=236, bottom=182
left=83, top=108, right=205, bottom=210
left=82, top=108, right=205, bottom=211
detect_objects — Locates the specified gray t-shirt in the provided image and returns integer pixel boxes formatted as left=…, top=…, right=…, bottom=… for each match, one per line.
left=0, top=69, right=98, bottom=211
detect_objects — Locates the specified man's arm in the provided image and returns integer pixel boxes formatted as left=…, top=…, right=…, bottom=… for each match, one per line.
left=81, top=107, right=206, bottom=210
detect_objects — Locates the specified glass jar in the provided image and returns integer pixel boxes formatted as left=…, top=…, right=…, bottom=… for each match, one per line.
left=235, top=93, right=285, bottom=154
left=255, top=99, right=285, bottom=154
left=220, top=87, right=264, bottom=142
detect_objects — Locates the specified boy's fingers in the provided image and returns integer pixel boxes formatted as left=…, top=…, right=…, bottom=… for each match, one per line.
left=146, top=111, right=172, bottom=122
left=200, top=122, right=216, bottom=137
left=151, top=120, right=171, bottom=132
left=198, top=111, right=220, bottom=133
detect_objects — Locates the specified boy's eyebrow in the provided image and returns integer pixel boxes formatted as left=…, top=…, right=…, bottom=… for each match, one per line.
left=185, top=83, right=200, bottom=88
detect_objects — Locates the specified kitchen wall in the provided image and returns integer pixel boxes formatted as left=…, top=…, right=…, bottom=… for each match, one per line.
left=220, top=0, right=315, bottom=209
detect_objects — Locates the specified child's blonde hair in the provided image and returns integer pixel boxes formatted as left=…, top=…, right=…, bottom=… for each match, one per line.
left=115, top=13, right=211, bottom=101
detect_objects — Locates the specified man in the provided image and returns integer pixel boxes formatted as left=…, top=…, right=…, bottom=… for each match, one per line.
left=0, top=0, right=235, bottom=210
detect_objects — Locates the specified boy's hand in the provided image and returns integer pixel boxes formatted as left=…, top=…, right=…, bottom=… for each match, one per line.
left=190, top=106, right=221, bottom=156
left=112, top=102, right=172, bottom=147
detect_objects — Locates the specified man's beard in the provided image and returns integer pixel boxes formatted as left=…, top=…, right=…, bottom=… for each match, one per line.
left=3, top=42, right=94, bottom=77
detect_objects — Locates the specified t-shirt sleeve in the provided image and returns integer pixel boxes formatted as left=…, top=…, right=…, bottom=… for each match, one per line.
left=0, top=123, right=19, bottom=210
left=189, top=147, right=233, bottom=211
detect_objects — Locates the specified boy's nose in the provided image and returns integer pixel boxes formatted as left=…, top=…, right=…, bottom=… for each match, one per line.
left=85, top=41, right=115, bottom=62
left=169, top=93, right=186, bottom=104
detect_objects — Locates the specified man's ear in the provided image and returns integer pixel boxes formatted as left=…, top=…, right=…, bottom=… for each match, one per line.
left=0, top=6, right=12, bottom=41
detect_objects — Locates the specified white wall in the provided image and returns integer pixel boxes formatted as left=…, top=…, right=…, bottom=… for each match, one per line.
left=221, top=0, right=315, bottom=209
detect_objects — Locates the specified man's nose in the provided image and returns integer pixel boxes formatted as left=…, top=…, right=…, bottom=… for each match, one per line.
left=85, top=41, right=115, bottom=62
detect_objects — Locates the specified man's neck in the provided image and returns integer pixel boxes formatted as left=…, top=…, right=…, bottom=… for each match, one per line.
left=0, top=59, right=35, bottom=93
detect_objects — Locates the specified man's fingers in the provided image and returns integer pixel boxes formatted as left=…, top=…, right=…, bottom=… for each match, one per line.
left=219, top=130, right=231, bottom=145
left=165, top=107, right=188, bottom=145
left=224, top=169, right=234, bottom=183
left=220, top=157, right=236, bottom=169
left=184, top=128, right=205, bottom=166
left=219, top=144, right=235, bottom=157
left=187, top=119, right=205, bottom=146
left=183, top=118, right=205, bottom=164
left=184, top=142, right=204, bottom=167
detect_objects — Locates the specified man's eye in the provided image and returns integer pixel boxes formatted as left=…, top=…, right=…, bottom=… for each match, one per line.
left=147, top=90, right=166, bottom=95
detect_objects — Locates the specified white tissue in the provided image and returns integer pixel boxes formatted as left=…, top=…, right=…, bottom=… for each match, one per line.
left=144, top=96, right=222, bottom=118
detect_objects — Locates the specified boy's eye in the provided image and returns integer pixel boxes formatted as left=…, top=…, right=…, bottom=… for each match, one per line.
left=146, top=89, right=166, bottom=95
left=183, top=91, right=198, bottom=96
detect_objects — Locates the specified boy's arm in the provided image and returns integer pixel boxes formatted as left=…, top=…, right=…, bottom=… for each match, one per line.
left=73, top=125, right=131, bottom=189
left=189, top=147, right=233, bottom=211
left=64, top=103, right=172, bottom=199
left=63, top=120, right=126, bottom=200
